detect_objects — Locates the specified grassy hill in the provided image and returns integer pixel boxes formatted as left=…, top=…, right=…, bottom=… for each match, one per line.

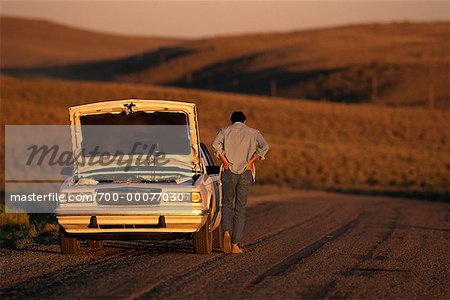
left=1, top=76, right=448, bottom=200
left=3, top=19, right=449, bottom=107
left=0, top=16, right=179, bottom=68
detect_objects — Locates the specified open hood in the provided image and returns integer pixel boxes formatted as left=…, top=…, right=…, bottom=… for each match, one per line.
left=69, top=99, right=202, bottom=177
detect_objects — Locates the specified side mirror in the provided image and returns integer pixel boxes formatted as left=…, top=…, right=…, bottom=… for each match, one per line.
left=206, top=166, right=221, bottom=175
left=60, top=166, right=73, bottom=176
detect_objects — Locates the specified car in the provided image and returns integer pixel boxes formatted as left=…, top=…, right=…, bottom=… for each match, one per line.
left=56, top=99, right=223, bottom=254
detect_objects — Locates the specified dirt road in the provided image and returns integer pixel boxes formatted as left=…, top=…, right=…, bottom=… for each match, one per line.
left=1, top=192, right=449, bottom=299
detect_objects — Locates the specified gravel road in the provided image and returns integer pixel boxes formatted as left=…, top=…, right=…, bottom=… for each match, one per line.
left=1, top=191, right=449, bottom=299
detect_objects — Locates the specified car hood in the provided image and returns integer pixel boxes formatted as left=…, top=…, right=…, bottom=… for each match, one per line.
left=69, top=99, right=202, bottom=177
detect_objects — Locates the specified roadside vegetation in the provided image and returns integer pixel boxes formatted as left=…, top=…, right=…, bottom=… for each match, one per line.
left=0, top=203, right=58, bottom=248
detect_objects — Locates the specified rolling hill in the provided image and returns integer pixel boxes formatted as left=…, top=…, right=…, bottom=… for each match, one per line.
left=2, top=17, right=449, bottom=107
left=0, top=16, right=179, bottom=68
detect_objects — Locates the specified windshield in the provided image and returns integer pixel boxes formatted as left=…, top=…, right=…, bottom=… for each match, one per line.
left=73, top=111, right=195, bottom=175
left=80, top=111, right=190, bottom=155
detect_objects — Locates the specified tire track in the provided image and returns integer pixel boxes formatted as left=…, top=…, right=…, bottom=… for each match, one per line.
left=247, top=214, right=361, bottom=287
left=1, top=201, right=331, bottom=299
left=245, top=205, right=338, bottom=248
left=0, top=249, right=154, bottom=298
left=130, top=205, right=339, bottom=299
left=133, top=206, right=347, bottom=299
left=0, top=239, right=196, bottom=298
left=303, top=206, right=402, bottom=299
left=342, top=207, right=401, bottom=277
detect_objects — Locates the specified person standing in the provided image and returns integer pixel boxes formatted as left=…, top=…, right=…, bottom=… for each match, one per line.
left=212, top=111, right=270, bottom=254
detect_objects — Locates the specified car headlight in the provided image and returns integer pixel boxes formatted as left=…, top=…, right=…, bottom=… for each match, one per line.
left=191, top=192, right=202, bottom=203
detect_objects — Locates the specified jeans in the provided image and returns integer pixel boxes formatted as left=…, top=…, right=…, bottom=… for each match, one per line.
left=221, top=169, right=253, bottom=244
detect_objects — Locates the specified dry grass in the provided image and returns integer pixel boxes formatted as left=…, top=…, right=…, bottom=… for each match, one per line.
left=0, top=203, right=30, bottom=247
left=0, top=202, right=58, bottom=248
left=0, top=16, right=179, bottom=68
left=116, top=22, right=450, bottom=107
left=0, top=205, right=29, bottom=226
left=1, top=76, right=449, bottom=199
left=2, top=18, right=449, bottom=107
left=124, top=22, right=450, bottom=79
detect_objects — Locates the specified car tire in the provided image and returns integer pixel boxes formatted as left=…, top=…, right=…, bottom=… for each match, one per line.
left=193, top=214, right=212, bottom=254
left=212, top=220, right=223, bottom=250
left=87, top=240, right=104, bottom=250
left=60, top=228, right=80, bottom=254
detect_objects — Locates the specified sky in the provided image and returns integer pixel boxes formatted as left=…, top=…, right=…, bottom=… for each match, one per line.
left=1, top=1, right=449, bottom=38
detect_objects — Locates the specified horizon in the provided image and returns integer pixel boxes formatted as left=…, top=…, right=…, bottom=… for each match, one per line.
left=1, top=1, right=448, bottom=38
left=3, top=14, right=449, bottom=40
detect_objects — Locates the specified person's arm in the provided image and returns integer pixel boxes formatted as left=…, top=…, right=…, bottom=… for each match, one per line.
left=248, top=131, right=270, bottom=170
left=212, top=129, right=229, bottom=169
left=218, top=153, right=230, bottom=170
left=246, top=155, right=259, bottom=170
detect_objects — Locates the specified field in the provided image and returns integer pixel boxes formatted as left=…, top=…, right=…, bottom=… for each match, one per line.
left=3, top=18, right=449, bottom=107
left=1, top=75, right=449, bottom=200
left=0, top=16, right=179, bottom=68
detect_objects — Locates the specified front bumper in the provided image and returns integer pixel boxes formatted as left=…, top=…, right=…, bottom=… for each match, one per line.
left=57, top=209, right=209, bottom=234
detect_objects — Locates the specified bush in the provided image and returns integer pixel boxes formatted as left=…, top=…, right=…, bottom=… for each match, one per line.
left=0, top=205, right=58, bottom=248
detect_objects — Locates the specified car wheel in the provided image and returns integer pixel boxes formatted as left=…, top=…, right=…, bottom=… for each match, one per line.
left=193, top=213, right=212, bottom=254
left=212, top=220, right=223, bottom=250
left=87, top=240, right=104, bottom=250
left=59, top=228, right=80, bottom=254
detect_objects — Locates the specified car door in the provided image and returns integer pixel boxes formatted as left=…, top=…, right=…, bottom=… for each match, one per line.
left=200, top=142, right=222, bottom=230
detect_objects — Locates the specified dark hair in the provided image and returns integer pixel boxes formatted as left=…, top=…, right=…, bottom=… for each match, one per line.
left=230, top=111, right=246, bottom=123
